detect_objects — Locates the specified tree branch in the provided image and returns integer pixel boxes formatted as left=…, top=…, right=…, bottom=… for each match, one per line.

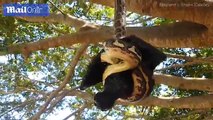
left=155, top=61, right=209, bottom=71
left=65, top=89, right=213, bottom=109
left=118, top=94, right=213, bottom=109
left=0, top=98, right=35, bottom=117
left=63, top=103, right=89, bottom=120
left=166, top=54, right=213, bottom=64
left=90, top=0, right=213, bottom=27
left=17, top=13, right=98, bottom=30
left=154, top=74, right=213, bottom=92
left=7, top=21, right=210, bottom=56
left=31, top=43, right=89, bottom=120
left=46, top=89, right=71, bottom=114
left=156, top=54, right=213, bottom=71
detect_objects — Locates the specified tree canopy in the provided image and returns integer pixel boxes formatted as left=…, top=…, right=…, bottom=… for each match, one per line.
left=0, top=0, right=213, bottom=120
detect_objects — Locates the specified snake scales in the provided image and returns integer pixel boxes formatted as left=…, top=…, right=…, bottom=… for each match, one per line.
left=101, top=0, right=152, bottom=102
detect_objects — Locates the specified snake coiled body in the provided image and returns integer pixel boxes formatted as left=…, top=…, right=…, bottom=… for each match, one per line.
left=101, top=36, right=154, bottom=102
left=101, top=0, right=153, bottom=102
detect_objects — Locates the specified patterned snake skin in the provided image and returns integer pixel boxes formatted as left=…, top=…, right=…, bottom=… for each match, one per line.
left=101, top=0, right=152, bottom=102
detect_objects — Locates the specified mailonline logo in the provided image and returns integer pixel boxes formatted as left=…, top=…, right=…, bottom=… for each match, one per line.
left=3, top=4, right=49, bottom=16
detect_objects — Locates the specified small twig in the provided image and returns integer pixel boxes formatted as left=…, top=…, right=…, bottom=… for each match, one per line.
left=46, top=90, right=70, bottom=114
left=31, top=43, right=89, bottom=120
left=166, top=54, right=213, bottom=64
left=63, top=103, right=88, bottom=120
left=20, top=110, right=28, bottom=120
left=0, top=87, right=47, bottom=96
left=46, top=87, right=80, bottom=114
left=48, top=0, right=66, bottom=16
left=155, top=61, right=201, bottom=71
left=126, top=12, right=134, bottom=17
left=51, top=24, right=70, bottom=34
left=128, top=16, right=155, bottom=25
left=141, top=106, right=148, bottom=116
left=100, top=111, right=111, bottom=120
left=164, top=109, right=209, bottom=120
left=0, top=98, right=36, bottom=117
left=84, top=3, right=93, bottom=16
left=156, top=54, right=213, bottom=71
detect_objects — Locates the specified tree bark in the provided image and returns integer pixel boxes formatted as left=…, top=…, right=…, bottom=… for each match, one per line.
left=18, top=13, right=98, bottom=30
left=7, top=21, right=210, bottom=56
left=90, top=0, right=213, bottom=27
left=118, top=94, right=213, bottom=109
left=68, top=90, right=213, bottom=109
left=154, top=74, right=213, bottom=92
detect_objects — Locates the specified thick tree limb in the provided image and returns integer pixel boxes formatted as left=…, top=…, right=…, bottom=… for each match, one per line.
left=118, top=94, right=213, bottom=109
left=66, top=90, right=213, bottom=109
left=17, top=13, right=98, bottom=30
left=90, top=0, right=213, bottom=27
left=154, top=74, right=213, bottom=92
left=90, top=0, right=213, bottom=44
left=7, top=21, right=210, bottom=56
